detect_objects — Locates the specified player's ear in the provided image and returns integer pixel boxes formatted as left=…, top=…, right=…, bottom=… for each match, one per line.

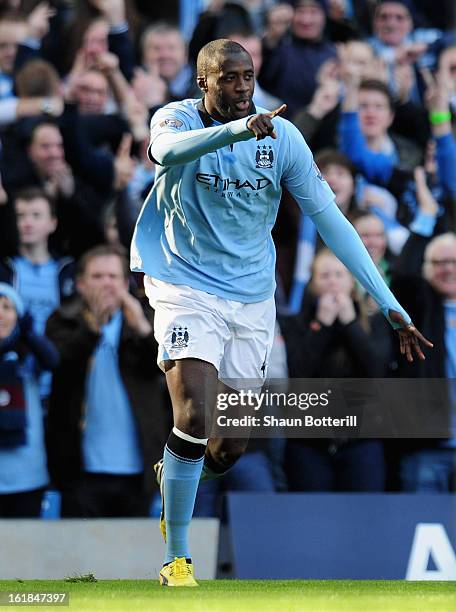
left=197, top=75, right=208, bottom=93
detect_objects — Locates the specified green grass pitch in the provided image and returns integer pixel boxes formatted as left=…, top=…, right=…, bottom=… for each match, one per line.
left=0, top=580, right=455, bottom=611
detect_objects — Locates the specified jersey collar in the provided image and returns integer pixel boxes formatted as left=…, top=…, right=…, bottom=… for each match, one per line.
left=197, top=98, right=256, bottom=127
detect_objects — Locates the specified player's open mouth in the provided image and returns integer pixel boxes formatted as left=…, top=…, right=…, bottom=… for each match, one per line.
left=234, top=100, right=250, bottom=111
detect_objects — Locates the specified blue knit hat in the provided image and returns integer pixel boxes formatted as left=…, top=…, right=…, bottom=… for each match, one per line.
left=376, top=0, right=415, bottom=15
left=0, top=283, right=24, bottom=317
left=294, top=0, right=329, bottom=15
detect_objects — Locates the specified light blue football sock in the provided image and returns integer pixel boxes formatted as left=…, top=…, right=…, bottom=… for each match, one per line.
left=163, top=445, right=204, bottom=564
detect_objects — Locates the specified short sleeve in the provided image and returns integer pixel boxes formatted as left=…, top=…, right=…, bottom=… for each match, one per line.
left=281, top=120, right=335, bottom=216
left=148, top=105, right=192, bottom=161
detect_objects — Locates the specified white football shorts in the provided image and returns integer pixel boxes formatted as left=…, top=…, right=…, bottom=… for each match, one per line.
left=144, top=276, right=276, bottom=390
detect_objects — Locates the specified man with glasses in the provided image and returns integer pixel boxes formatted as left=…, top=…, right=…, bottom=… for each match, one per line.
left=391, top=176, right=456, bottom=491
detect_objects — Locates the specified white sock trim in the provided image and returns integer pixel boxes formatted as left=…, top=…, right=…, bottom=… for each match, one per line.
left=172, top=426, right=208, bottom=446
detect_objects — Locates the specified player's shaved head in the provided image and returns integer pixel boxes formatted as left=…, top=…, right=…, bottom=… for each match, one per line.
left=197, top=39, right=250, bottom=77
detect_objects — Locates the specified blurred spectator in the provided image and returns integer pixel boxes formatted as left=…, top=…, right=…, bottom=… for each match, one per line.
left=281, top=249, right=387, bottom=491
left=263, top=2, right=294, bottom=44
left=134, top=22, right=198, bottom=113
left=437, top=44, right=456, bottom=120
left=0, top=188, right=75, bottom=333
left=0, top=187, right=75, bottom=400
left=0, top=14, right=60, bottom=127
left=316, top=149, right=358, bottom=217
left=3, top=57, right=64, bottom=129
left=367, top=0, right=443, bottom=103
left=338, top=73, right=424, bottom=213
left=188, top=1, right=253, bottom=64
left=0, top=120, right=107, bottom=257
left=46, top=244, right=168, bottom=517
left=0, top=283, right=58, bottom=517
left=424, top=51, right=456, bottom=209
left=62, top=0, right=136, bottom=81
left=259, top=0, right=337, bottom=116
left=0, top=12, right=26, bottom=97
left=391, top=171, right=456, bottom=491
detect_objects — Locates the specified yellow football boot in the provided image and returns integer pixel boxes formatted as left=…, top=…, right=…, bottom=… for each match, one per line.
left=159, top=557, right=198, bottom=587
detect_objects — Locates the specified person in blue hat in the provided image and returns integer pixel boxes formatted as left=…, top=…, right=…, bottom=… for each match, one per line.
left=0, top=283, right=58, bottom=517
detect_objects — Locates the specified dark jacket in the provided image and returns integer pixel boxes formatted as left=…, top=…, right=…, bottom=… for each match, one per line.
left=281, top=291, right=386, bottom=379
left=259, top=34, right=337, bottom=117
left=45, top=297, right=169, bottom=495
left=391, top=231, right=447, bottom=379
left=390, top=230, right=451, bottom=453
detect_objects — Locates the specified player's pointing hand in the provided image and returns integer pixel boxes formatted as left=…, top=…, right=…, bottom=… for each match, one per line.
left=247, top=103, right=287, bottom=141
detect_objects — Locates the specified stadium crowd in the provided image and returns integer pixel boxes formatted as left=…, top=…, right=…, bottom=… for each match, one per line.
left=0, top=0, right=455, bottom=519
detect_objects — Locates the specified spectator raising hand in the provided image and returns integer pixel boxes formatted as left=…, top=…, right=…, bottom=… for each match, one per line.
left=263, top=2, right=294, bottom=48
left=88, top=0, right=126, bottom=28
left=307, top=79, right=340, bottom=121
left=26, top=1, right=56, bottom=42
left=422, top=65, right=456, bottom=200
left=132, top=65, right=168, bottom=110
left=414, top=167, right=439, bottom=217
left=120, top=290, right=152, bottom=337
left=114, top=133, right=134, bottom=191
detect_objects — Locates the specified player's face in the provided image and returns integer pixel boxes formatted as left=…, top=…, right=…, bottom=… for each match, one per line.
left=77, top=255, right=128, bottom=309
left=358, top=90, right=394, bottom=140
left=28, top=125, right=65, bottom=177
left=353, top=215, right=387, bottom=265
left=0, top=296, right=17, bottom=339
left=203, top=53, right=255, bottom=122
left=321, top=164, right=354, bottom=214
left=425, top=242, right=456, bottom=299
left=312, top=254, right=354, bottom=296
left=15, top=197, right=57, bottom=247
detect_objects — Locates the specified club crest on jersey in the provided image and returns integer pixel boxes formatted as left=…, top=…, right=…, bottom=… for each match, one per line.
left=256, top=145, right=274, bottom=169
left=159, top=118, right=183, bottom=128
left=171, top=326, right=189, bottom=349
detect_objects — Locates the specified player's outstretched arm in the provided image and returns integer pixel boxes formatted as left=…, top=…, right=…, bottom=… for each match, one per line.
left=311, top=202, right=433, bottom=361
left=150, top=104, right=287, bottom=166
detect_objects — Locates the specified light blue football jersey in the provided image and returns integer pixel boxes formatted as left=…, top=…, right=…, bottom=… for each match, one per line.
left=131, top=98, right=335, bottom=303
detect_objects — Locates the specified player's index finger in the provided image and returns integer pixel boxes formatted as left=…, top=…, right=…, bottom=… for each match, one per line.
left=268, top=103, right=287, bottom=119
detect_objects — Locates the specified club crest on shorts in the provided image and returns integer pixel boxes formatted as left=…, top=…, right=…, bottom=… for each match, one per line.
left=256, top=145, right=274, bottom=168
left=171, top=326, right=189, bottom=349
